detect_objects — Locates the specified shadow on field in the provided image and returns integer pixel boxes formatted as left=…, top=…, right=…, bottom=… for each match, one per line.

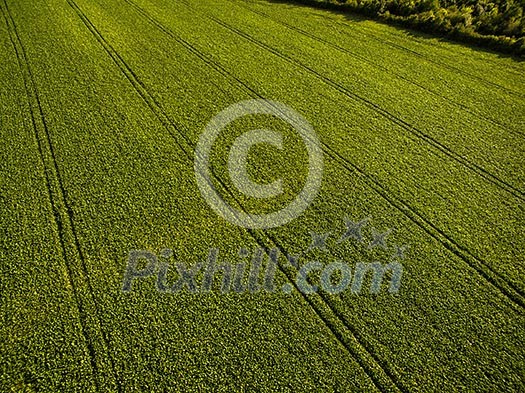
left=257, top=0, right=525, bottom=63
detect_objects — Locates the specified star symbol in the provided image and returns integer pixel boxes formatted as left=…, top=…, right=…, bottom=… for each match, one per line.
left=308, top=232, right=330, bottom=251
left=160, top=248, right=173, bottom=258
left=392, top=245, right=408, bottom=260
left=287, top=254, right=300, bottom=268
left=338, top=217, right=370, bottom=243
left=238, top=247, right=250, bottom=258
left=368, top=228, right=392, bottom=250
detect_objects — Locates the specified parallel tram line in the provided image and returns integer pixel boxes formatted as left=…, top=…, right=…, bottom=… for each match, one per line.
left=66, top=1, right=525, bottom=391
left=245, top=0, right=525, bottom=97
left=66, top=0, right=406, bottom=391
left=233, top=0, right=524, bottom=137
left=122, top=0, right=525, bottom=307
left=1, top=1, right=122, bottom=391
left=194, top=8, right=525, bottom=201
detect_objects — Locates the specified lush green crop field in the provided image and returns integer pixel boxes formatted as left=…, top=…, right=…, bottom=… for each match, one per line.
left=1, top=0, right=523, bottom=391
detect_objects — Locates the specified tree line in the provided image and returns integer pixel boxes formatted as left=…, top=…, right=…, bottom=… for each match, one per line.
left=285, top=0, right=525, bottom=56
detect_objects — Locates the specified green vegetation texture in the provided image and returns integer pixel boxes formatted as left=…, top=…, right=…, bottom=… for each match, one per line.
left=0, top=0, right=523, bottom=391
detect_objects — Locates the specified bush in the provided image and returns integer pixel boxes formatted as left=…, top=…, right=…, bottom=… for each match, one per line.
left=291, top=0, right=525, bottom=56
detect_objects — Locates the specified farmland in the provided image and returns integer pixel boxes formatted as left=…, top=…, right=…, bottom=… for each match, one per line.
left=0, top=0, right=524, bottom=391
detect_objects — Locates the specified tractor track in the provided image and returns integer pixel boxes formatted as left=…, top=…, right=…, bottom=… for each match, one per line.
left=1, top=1, right=122, bottom=391
left=67, top=1, right=409, bottom=391
left=189, top=5, right=525, bottom=202
left=167, top=0, right=525, bottom=305
left=122, top=0, right=525, bottom=312
left=233, top=0, right=524, bottom=137
left=255, top=0, right=525, bottom=97
left=67, top=0, right=525, bottom=391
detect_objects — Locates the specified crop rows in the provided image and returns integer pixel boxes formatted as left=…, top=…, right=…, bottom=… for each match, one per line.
left=1, top=0, right=523, bottom=391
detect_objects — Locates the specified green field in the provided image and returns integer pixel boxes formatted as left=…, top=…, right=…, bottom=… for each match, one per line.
left=1, top=0, right=524, bottom=391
